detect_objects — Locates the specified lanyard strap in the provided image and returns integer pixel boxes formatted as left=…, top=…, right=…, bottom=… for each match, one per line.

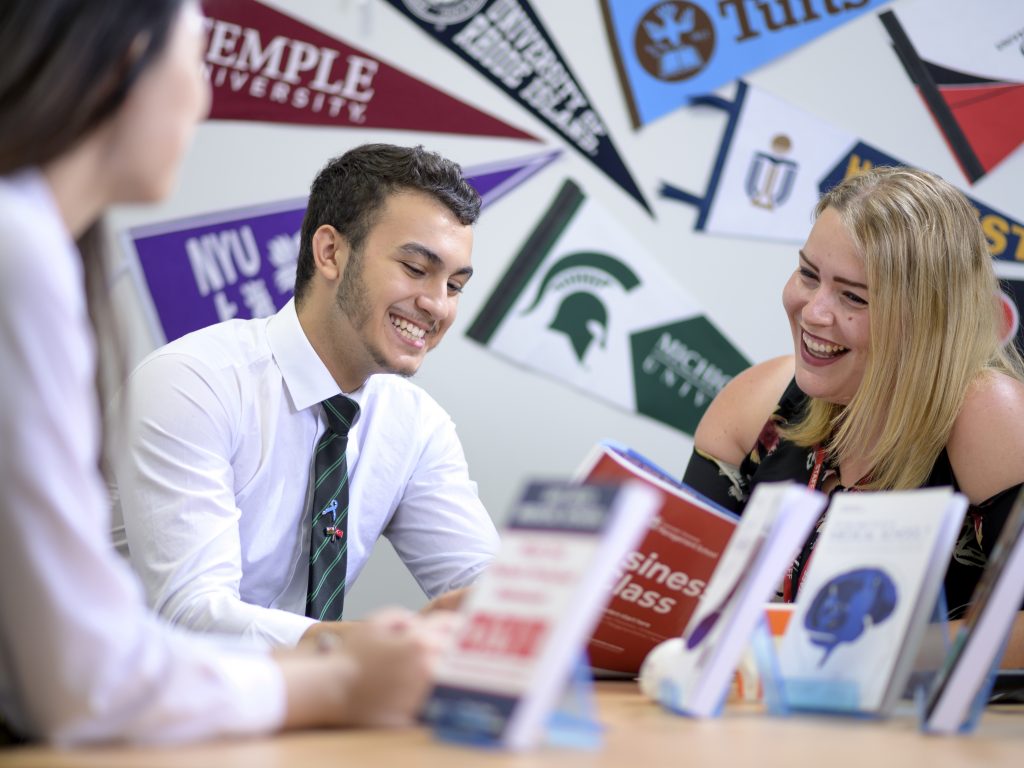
left=782, top=446, right=829, bottom=602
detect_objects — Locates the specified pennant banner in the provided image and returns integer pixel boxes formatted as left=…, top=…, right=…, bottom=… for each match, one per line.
left=467, top=179, right=749, bottom=436
left=122, top=151, right=561, bottom=344
left=996, top=264, right=1024, bottom=352
left=659, top=80, right=1024, bottom=351
left=660, top=81, right=1024, bottom=265
left=599, top=0, right=887, bottom=128
left=382, top=0, right=650, bottom=213
left=200, top=0, right=536, bottom=140
left=880, top=0, right=1024, bottom=184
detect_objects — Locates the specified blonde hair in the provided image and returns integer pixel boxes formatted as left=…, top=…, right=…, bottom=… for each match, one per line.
left=782, top=166, right=1024, bottom=490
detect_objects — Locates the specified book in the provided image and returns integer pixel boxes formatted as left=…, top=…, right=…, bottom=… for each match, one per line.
left=574, top=441, right=739, bottom=674
left=423, top=479, right=661, bottom=751
left=637, top=482, right=826, bottom=717
left=923, top=485, right=1024, bottom=733
left=777, top=487, right=967, bottom=716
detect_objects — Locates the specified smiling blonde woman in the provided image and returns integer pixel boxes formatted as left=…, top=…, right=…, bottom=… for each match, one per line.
left=683, top=167, right=1024, bottom=659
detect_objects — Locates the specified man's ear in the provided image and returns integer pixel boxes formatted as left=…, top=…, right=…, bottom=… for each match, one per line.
left=311, top=224, right=349, bottom=282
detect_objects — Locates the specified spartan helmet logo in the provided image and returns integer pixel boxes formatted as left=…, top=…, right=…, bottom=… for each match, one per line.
left=550, top=292, right=608, bottom=362
left=522, top=251, right=640, bottom=364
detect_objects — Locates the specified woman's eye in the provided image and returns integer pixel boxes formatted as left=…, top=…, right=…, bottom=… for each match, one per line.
left=844, top=292, right=868, bottom=306
left=404, top=263, right=426, bottom=277
left=448, top=282, right=464, bottom=295
left=798, top=267, right=818, bottom=281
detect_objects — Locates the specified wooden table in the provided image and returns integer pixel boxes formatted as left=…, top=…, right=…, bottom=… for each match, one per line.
left=2, top=682, right=1022, bottom=767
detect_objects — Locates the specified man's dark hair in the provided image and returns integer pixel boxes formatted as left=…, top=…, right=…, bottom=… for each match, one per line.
left=293, top=144, right=481, bottom=303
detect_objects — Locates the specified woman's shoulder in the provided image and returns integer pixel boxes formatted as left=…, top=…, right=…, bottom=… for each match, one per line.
left=693, top=355, right=795, bottom=465
left=947, top=369, right=1024, bottom=503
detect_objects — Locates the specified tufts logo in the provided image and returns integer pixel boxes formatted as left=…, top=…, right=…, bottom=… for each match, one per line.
left=634, top=1, right=715, bottom=82
left=522, top=252, right=640, bottom=365
left=402, top=0, right=488, bottom=28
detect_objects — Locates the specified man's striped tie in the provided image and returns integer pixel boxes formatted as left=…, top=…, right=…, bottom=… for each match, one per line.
left=305, top=394, right=360, bottom=621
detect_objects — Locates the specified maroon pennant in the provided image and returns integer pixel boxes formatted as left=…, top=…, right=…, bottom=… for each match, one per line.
left=200, top=0, right=538, bottom=140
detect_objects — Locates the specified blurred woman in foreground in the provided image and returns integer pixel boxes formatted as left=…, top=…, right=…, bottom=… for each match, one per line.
left=0, top=0, right=451, bottom=744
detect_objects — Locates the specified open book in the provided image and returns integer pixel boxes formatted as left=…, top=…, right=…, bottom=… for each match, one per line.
left=574, top=441, right=738, bottom=675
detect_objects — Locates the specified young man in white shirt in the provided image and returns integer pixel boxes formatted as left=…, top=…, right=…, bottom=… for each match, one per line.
left=113, top=144, right=499, bottom=648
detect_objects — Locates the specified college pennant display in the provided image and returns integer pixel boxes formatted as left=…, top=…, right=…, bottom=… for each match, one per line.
left=467, top=179, right=749, bottom=436
left=880, top=0, right=1024, bottom=184
left=599, top=0, right=888, bottom=128
left=200, top=0, right=536, bottom=140
left=122, top=152, right=561, bottom=344
left=659, top=80, right=1024, bottom=351
left=660, top=81, right=1024, bottom=260
left=382, top=0, right=650, bottom=213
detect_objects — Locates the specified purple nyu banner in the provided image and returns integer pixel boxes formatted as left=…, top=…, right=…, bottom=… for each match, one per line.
left=123, top=150, right=560, bottom=343
left=123, top=198, right=305, bottom=344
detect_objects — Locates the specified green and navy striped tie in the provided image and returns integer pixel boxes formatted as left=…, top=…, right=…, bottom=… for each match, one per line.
left=305, top=394, right=360, bottom=621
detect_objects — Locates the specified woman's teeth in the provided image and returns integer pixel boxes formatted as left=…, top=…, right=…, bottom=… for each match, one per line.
left=803, top=331, right=847, bottom=358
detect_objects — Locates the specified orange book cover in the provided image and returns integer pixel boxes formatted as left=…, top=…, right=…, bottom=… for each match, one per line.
left=575, top=441, right=738, bottom=675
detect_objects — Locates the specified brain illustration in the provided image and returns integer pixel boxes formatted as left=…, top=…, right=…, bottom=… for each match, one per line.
left=803, top=567, right=897, bottom=666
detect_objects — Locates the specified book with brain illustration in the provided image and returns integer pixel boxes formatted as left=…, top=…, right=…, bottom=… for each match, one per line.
left=777, top=488, right=967, bottom=716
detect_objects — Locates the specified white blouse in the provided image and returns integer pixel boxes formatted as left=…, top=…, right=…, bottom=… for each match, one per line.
left=0, top=170, right=285, bottom=745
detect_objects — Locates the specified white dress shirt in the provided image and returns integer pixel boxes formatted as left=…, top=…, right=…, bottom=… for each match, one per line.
left=113, top=299, right=499, bottom=647
left=0, top=170, right=284, bottom=744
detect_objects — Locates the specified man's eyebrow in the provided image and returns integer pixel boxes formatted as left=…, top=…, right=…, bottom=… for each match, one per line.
left=400, top=242, right=473, bottom=277
left=798, top=250, right=867, bottom=290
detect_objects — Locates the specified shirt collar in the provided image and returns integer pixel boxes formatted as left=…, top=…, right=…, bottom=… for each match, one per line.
left=267, top=299, right=347, bottom=412
left=18, top=168, right=75, bottom=246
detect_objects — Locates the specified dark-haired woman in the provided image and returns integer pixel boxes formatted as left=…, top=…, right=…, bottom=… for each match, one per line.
left=0, top=0, right=449, bottom=744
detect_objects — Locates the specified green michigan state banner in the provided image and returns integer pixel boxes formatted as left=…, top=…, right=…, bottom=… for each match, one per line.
left=600, top=0, right=887, bottom=128
left=881, top=0, right=1024, bottom=184
left=467, top=180, right=749, bottom=435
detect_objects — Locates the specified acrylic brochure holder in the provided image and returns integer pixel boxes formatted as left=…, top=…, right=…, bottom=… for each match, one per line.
left=430, top=652, right=603, bottom=751
left=643, top=611, right=780, bottom=719
left=917, top=627, right=1009, bottom=736
left=759, top=589, right=952, bottom=719
left=748, top=613, right=789, bottom=716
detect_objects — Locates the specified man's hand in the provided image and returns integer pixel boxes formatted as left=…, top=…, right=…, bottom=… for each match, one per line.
left=420, top=586, right=472, bottom=614
left=297, top=619, right=356, bottom=648
left=277, top=608, right=462, bottom=730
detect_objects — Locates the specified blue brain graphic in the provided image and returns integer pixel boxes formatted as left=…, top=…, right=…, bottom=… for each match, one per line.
left=803, top=567, right=898, bottom=666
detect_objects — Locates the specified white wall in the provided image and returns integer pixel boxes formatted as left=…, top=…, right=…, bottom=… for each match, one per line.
left=107, top=0, right=1024, bottom=617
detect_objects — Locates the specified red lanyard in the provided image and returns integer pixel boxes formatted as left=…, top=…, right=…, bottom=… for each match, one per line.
left=782, top=446, right=828, bottom=602
left=806, top=445, right=827, bottom=491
